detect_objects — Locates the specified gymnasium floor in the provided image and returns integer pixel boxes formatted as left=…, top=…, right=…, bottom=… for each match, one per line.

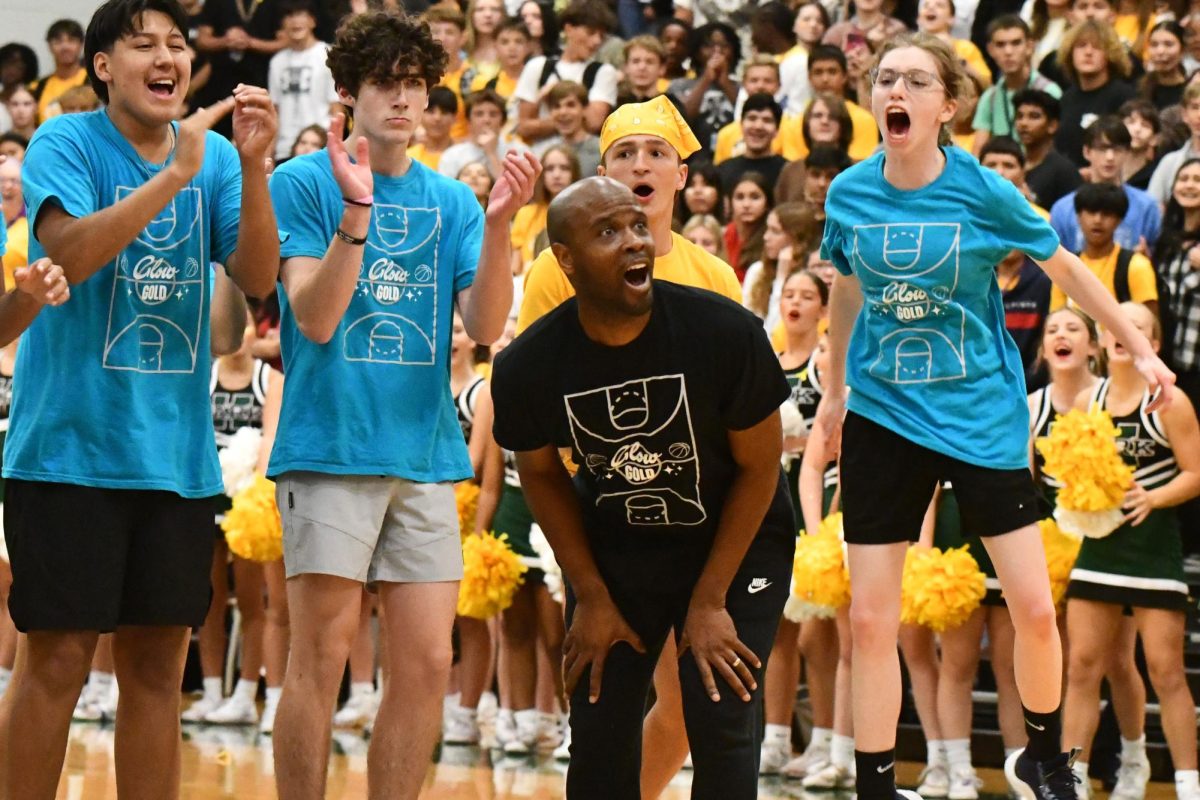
left=51, top=723, right=1179, bottom=799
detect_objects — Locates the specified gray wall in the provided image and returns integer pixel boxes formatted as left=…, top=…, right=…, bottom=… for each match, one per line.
left=4, top=1, right=95, bottom=82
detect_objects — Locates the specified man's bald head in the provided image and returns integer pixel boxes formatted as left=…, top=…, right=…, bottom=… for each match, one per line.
left=547, top=176, right=638, bottom=249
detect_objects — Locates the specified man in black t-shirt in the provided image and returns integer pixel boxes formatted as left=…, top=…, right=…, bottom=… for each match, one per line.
left=718, top=92, right=788, bottom=193
left=491, top=177, right=794, bottom=799
left=1014, top=89, right=1082, bottom=209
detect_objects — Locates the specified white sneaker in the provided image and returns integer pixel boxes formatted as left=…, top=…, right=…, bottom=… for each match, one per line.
left=205, top=694, right=259, bottom=725
left=258, top=695, right=279, bottom=735
left=443, top=705, right=481, bottom=745
left=182, top=694, right=223, bottom=723
left=553, top=722, right=572, bottom=762
left=781, top=745, right=831, bottom=779
left=1111, top=755, right=1150, bottom=800
left=536, top=712, right=563, bottom=751
left=803, top=761, right=855, bottom=790
left=900, top=791, right=928, bottom=800
left=948, top=764, right=982, bottom=800
left=477, top=691, right=498, bottom=726
left=760, top=739, right=793, bottom=775
left=503, top=709, right=539, bottom=755
left=333, top=691, right=377, bottom=728
left=1177, top=779, right=1200, bottom=800
left=919, top=763, right=951, bottom=798
left=493, top=709, right=516, bottom=751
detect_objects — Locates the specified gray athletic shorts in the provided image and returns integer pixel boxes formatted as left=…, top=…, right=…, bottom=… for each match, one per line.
left=276, top=472, right=463, bottom=585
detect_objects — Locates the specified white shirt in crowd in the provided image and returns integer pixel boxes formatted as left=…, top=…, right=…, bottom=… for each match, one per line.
left=513, top=55, right=620, bottom=114
left=268, top=41, right=338, bottom=161
left=741, top=260, right=789, bottom=334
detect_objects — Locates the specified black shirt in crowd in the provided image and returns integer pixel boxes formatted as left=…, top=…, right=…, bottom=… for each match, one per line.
left=491, top=281, right=795, bottom=589
left=1055, top=79, right=1138, bottom=166
left=1027, top=148, right=1083, bottom=209
left=1000, top=257, right=1053, bottom=391
left=718, top=154, right=789, bottom=195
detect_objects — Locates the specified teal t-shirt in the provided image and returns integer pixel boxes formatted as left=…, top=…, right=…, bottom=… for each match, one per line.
left=5, top=110, right=241, bottom=497
left=821, top=145, right=1060, bottom=469
left=267, top=151, right=481, bottom=481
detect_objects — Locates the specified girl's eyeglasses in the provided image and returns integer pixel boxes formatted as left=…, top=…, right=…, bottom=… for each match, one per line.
left=870, top=67, right=944, bottom=92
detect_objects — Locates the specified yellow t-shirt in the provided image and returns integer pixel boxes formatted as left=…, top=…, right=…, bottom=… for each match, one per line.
left=954, top=38, right=992, bottom=88
left=407, top=143, right=446, bottom=172
left=713, top=120, right=784, bottom=164
left=515, top=231, right=742, bottom=334
left=779, top=100, right=879, bottom=162
left=510, top=202, right=548, bottom=271
left=470, top=69, right=518, bottom=99
left=440, top=63, right=471, bottom=142
left=1113, top=14, right=1142, bottom=50
left=32, top=69, right=88, bottom=123
left=3, top=217, right=28, bottom=291
left=1050, top=247, right=1158, bottom=310
left=952, top=131, right=975, bottom=152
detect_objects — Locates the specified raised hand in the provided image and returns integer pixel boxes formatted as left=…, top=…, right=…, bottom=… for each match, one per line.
left=327, top=113, right=373, bottom=200
left=231, top=84, right=278, bottom=164
left=171, top=96, right=236, bottom=182
left=485, top=150, right=540, bottom=224
left=14, top=258, right=70, bottom=306
left=1135, top=354, right=1175, bottom=413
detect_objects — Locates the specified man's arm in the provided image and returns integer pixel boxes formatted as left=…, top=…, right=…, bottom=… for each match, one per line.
left=516, top=100, right=558, bottom=142
left=37, top=98, right=237, bottom=285
left=458, top=151, right=540, bottom=345
left=224, top=86, right=281, bottom=298
left=813, top=271, right=863, bottom=454
left=0, top=259, right=70, bottom=345
left=583, top=101, right=613, bottom=135
left=210, top=265, right=249, bottom=355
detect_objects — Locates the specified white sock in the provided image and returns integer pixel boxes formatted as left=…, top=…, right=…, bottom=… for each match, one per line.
left=90, top=670, right=115, bottom=689
left=765, top=723, right=792, bottom=748
left=1121, top=735, right=1146, bottom=762
left=233, top=678, right=257, bottom=702
left=831, top=733, right=854, bottom=768
left=1175, top=770, right=1200, bottom=793
left=202, top=676, right=223, bottom=701
left=926, top=738, right=946, bottom=768
left=350, top=681, right=374, bottom=699
left=1073, top=760, right=1089, bottom=785
left=945, top=738, right=972, bottom=770
left=1005, top=747, right=1021, bottom=759
left=808, top=726, right=834, bottom=751
left=264, top=686, right=282, bottom=704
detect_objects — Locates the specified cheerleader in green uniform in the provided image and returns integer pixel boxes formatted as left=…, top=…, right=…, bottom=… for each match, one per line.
left=762, top=270, right=838, bottom=777
left=1062, top=302, right=1200, bottom=800
left=1029, top=307, right=1150, bottom=800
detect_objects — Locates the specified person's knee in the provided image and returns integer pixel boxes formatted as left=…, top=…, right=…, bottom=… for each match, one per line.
left=115, top=639, right=187, bottom=695
left=502, top=607, right=537, bottom=646
left=25, top=633, right=97, bottom=694
left=1012, top=595, right=1058, bottom=641
left=390, top=638, right=453, bottom=689
left=1143, top=650, right=1187, bottom=696
left=849, top=600, right=899, bottom=653
left=1067, top=644, right=1107, bottom=684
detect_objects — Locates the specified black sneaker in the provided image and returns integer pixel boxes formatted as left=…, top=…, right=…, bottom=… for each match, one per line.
left=1005, top=748, right=1082, bottom=800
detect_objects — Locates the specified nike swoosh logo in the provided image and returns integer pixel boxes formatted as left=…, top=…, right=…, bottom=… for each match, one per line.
left=877, top=762, right=895, bottom=774
left=1027, top=720, right=1046, bottom=731
left=748, top=581, right=772, bottom=594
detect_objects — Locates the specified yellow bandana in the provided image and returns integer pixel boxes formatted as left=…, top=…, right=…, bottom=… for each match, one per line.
left=599, top=95, right=702, bottom=160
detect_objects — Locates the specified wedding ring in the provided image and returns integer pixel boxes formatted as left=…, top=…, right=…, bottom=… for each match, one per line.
left=731, top=657, right=742, bottom=669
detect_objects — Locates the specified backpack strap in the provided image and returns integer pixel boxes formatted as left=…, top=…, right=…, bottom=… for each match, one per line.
left=1113, top=248, right=1134, bottom=303
left=538, top=57, right=559, bottom=88
left=581, top=61, right=602, bottom=92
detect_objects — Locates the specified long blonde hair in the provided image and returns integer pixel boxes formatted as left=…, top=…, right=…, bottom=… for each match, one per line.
left=870, top=32, right=966, bottom=147
left=749, top=202, right=818, bottom=318
left=1058, top=20, right=1132, bottom=84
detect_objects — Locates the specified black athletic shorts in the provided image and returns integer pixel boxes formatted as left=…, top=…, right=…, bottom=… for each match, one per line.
left=840, top=411, right=1041, bottom=546
left=5, top=479, right=217, bottom=632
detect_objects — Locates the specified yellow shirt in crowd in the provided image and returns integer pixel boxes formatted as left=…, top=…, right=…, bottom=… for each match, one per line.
left=953, top=38, right=991, bottom=87
left=515, top=231, right=742, bottom=334
left=440, top=62, right=471, bottom=142
left=713, top=121, right=785, bottom=164
left=407, top=143, right=445, bottom=171
left=510, top=202, right=548, bottom=271
left=31, top=69, right=88, bottom=123
left=779, top=99, right=879, bottom=162
left=3, top=217, right=28, bottom=292
left=1050, top=246, right=1158, bottom=311
left=471, top=70, right=518, bottom=98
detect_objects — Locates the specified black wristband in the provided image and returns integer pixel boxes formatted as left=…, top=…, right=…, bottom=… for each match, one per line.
left=342, top=196, right=372, bottom=207
left=335, top=228, right=367, bottom=246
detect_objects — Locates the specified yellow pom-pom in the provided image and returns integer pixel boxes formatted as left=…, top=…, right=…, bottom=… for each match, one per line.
left=1039, top=517, right=1081, bottom=606
left=221, top=474, right=283, bottom=563
left=784, top=516, right=850, bottom=623
left=1036, top=409, right=1133, bottom=513
left=455, top=481, right=480, bottom=539
left=457, top=532, right=528, bottom=619
left=900, top=545, right=986, bottom=632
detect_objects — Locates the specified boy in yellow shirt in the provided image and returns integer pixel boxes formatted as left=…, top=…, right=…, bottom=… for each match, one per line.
left=29, top=19, right=87, bottom=123
left=778, top=45, right=878, bottom=162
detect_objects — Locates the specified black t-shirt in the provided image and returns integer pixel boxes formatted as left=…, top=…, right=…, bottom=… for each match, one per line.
left=1149, top=81, right=1184, bottom=111
left=1000, top=257, right=1052, bottom=390
left=1055, top=79, right=1138, bottom=166
left=196, top=0, right=284, bottom=133
left=491, top=281, right=795, bottom=577
left=718, top=154, right=789, bottom=195
left=1027, top=148, right=1083, bottom=209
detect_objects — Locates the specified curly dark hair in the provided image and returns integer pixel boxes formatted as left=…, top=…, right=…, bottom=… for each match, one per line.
left=327, top=11, right=448, bottom=100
